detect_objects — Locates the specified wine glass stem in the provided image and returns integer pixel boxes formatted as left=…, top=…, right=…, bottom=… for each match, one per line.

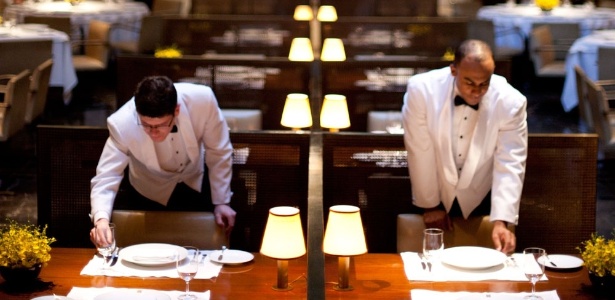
left=185, top=280, right=190, bottom=294
left=531, top=282, right=536, bottom=296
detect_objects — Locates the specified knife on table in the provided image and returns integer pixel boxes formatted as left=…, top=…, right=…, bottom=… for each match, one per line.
left=110, top=247, right=120, bottom=266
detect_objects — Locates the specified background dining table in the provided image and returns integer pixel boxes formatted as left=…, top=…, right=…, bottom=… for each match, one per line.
left=0, top=24, right=77, bottom=102
left=0, top=248, right=602, bottom=300
left=3, top=0, right=149, bottom=43
left=561, top=29, right=615, bottom=111
left=477, top=3, right=615, bottom=53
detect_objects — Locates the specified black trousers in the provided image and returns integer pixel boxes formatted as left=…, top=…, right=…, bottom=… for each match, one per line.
left=429, top=191, right=492, bottom=217
left=113, top=167, right=214, bottom=212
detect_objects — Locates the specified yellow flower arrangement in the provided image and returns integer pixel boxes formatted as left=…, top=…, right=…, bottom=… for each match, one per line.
left=578, top=232, right=615, bottom=277
left=0, top=220, right=56, bottom=269
left=155, top=45, right=183, bottom=58
left=535, top=0, right=560, bottom=11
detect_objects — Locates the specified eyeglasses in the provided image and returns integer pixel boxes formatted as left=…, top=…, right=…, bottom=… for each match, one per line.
left=137, top=115, right=174, bottom=132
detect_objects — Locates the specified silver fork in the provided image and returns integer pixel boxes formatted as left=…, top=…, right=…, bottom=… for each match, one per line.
left=418, top=253, right=431, bottom=272
left=218, top=245, right=227, bottom=260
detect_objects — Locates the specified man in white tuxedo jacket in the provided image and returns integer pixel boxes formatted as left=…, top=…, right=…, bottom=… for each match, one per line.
left=90, top=76, right=236, bottom=247
left=402, top=40, right=527, bottom=254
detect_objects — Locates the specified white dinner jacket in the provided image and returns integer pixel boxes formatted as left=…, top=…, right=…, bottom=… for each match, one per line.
left=90, top=83, right=233, bottom=222
left=402, top=67, right=527, bottom=224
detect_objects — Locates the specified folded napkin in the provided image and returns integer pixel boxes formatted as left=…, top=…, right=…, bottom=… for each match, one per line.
left=67, top=286, right=210, bottom=300
left=400, top=252, right=549, bottom=282
left=411, top=289, right=560, bottom=300
left=80, top=250, right=222, bottom=279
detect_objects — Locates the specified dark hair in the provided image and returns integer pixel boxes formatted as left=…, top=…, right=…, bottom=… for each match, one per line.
left=134, top=76, right=177, bottom=117
left=453, top=39, right=494, bottom=66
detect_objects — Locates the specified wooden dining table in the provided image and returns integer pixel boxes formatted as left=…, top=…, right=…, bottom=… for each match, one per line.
left=0, top=248, right=603, bottom=300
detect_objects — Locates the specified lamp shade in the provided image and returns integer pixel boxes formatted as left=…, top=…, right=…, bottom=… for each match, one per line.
left=293, top=5, right=314, bottom=21
left=320, top=94, right=350, bottom=131
left=317, top=5, right=338, bottom=22
left=320, top=38, right=346, bottom=61
left=288, top=38, right=314, bottom=61
left=281, top=93, right=312, bottom=130
left=323, top=205, right=367, bottom=256
left=260, top=206, right=306, bottom=260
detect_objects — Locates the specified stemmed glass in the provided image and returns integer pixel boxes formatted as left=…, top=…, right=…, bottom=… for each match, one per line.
left=521, top=247, right=547, bottom=300
left=176, top=246, right=199, bottom=300
left=422, top=228, right=444, bottom=269
left=96, top=223, right=116, bottom=273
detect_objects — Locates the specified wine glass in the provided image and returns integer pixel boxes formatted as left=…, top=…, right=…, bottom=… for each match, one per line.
left=96, top=223, right=116, bottom=272
left=521, top=247, right=547, bottom=299
left=422, top=228, right=444, bottom=268
left=176, top=246, right=199, bottom=300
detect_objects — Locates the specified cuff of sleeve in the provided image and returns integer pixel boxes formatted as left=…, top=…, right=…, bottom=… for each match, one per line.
left=91, top=211, right=110, bottom=224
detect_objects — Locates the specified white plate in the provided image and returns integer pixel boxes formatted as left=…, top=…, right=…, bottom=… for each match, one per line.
left=32, top=296, right=75, bottom=300
left=94, top=290, right=171, bottom=300
left=17, top=24, right=48, bottom=31
left=120, top=243, right=187, bottom=266
left=537, top=254, right=583, bottom=270
left=209, top=249, right=254, bottom=265
left=441, top=246, right=507, bottom=270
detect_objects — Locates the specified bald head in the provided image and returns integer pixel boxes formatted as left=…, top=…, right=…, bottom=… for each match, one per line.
left=453, top=39, right=494, bottom=67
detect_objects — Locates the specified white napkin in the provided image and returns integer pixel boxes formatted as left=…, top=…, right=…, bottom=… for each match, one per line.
left=67, top=286, right=210, bottom=300
left=400, top=252, right=549, bottom=282
left=80, top=251, right=222, bottom=279
left=411, top=289, right=560, bottom=300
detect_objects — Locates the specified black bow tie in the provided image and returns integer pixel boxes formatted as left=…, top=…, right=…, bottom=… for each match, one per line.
left=454, top=95, right=479, bottom=111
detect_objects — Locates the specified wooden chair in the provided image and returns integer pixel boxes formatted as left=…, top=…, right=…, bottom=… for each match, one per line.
left=598, top=46, right=615, bottom=80
left=575, top=65, right=615, bottom=131
left=528, top=25, right=568, bottom=78
left=0, top=70, right=32, bottom=142
left=111, top=210, right=228, bottom=249
left=72, top=20, right=111, bottom=72
left=531, top=22, right=580, bottom=60
left=152, top=0, right=184, bottom=15
left=110, top=15, right=164, bottom=55
left=25, top=59, right=53, bottom=124
left=585, top=75, right=615, bottom=159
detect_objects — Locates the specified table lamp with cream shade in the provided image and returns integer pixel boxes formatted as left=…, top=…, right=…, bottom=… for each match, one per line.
left=320, top=94, right=350, bottom=132
left=323, top=205, right=367, bottom=291
left=281, top=93, right=312, bottom=131
left=293, top=5, right=314, bottom=21
left=288, top=37, right=314, bottom=61
left=260, top=206, right=307, bottom=291
left=317, top=5, right=338, bottom=22
left=320, top=38, right=346, bottom=61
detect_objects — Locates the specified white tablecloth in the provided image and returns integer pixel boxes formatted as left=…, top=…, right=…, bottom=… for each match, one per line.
left=478, top=4, right=615, bottom=52
left=68, top=287, right=210, bottom=300
left=3, top=0, right=149, bottom=42
left=411, top=289, right=560, bottom=300
left=561, top=30, right=615, bottom=111
left=0, top=25, right=77, bottom=97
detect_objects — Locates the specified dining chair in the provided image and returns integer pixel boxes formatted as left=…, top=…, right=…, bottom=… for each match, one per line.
left=111, top=210, right=228, bottom=249
left=72, top=20, right=111, bottom=72
left=528, top=25, right=568, bottom=78
left=25, top=59, right=53, bottom=124
left=0, top=70, right=32, bottom=142
left=584, top=75, right=615, bottom=159
left=467, top=19, right=524, bottom=58
left=396, top=214, right=516, bottom=253
left=152, top=0, right=184, bottom=15
left=598, top=47, right=615, bottom=81
left=110, top=15, right=164, bottom=55
left=531, top=22, right=580, bottom=60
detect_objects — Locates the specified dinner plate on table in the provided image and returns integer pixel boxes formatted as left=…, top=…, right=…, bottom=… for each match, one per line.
left=209, top=249, right=254, bottom=265
left=440, top=246, right=507, bottom=270
left=94, top=290, right=171, bottom=300
left=31, top=296, right=75, bottom=300
left=120, top=243, right=187, bottom=267
left=537, top=254, right=583, bottom=270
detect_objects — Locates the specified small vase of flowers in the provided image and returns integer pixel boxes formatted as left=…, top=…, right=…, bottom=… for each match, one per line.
left=535, top=0, right=560, bottom=12
left=578, top=232, right=615, bottom=292
left=0, top=220, right=55, bottom=283
left=155, top=44, right=183, bottom=58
